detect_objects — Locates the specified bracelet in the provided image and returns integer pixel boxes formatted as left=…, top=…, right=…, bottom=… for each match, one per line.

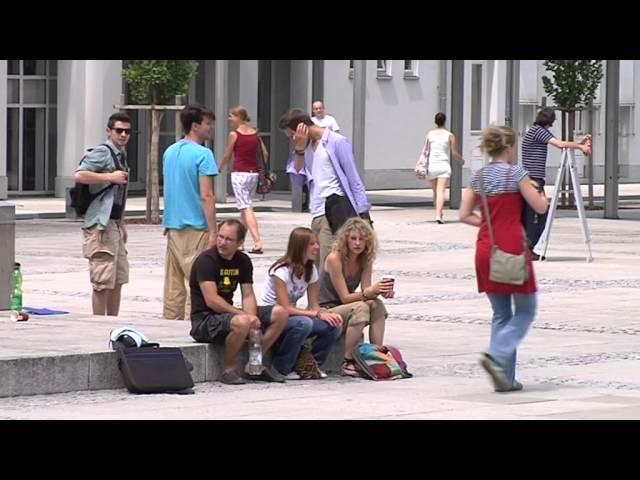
left=294, top=149, right=305, bottom=155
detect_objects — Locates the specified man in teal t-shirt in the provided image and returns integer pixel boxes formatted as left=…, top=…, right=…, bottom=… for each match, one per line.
left=162, top=105, right=218, bottom=320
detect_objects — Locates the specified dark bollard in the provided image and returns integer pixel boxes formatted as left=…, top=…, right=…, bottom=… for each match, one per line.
left=0, top=201, right=16, bottom=310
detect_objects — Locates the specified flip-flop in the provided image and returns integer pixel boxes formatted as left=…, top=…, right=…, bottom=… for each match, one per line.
left=248, top=248, right=264, bottom=254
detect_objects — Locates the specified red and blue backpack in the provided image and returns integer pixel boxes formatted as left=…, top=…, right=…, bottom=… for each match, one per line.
left=352, top=343, right=413, bottom=380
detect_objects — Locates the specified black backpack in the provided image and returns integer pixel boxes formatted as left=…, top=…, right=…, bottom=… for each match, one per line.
left=69, top=144, right=121, bottom=217
left=110, top=327, right=195, bottom=395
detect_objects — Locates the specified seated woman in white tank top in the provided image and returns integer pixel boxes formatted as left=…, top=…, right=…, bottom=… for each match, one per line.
left=421, top=112, right=464, bottom=224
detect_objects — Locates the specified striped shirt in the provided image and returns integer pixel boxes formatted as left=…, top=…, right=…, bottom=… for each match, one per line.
left=471, top=162, right=528, bottom=196
left=521, top=124, right=554, bottom=179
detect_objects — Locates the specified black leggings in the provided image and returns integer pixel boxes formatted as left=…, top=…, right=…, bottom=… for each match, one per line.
left=522, top=177, right=547, bottom=251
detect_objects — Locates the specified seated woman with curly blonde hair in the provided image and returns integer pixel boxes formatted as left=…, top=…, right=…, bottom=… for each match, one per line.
left=318, top=217, right=394, bottom=376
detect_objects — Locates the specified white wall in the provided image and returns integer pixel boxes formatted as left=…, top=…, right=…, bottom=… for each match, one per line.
left=55, top=60, right=122, bottom=197
left=323, top=60, right=440, bottom=189
left=366, top=60, right=440, bottom=170
left=323, top=60, right=354, bottom=140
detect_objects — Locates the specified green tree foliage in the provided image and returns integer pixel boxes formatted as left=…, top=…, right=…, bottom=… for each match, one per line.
left=542, top=60, right=603, bottom=111
left=122, top=61, right=199, bottom=223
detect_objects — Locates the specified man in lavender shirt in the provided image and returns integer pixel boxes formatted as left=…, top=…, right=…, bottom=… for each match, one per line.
left=280, top=108, right=371, bottom=268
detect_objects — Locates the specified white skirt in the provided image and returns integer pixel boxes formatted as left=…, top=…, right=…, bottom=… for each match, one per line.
left=427, top=160, right=451, bottom=179
left=231, top=172, right=259, bottom=209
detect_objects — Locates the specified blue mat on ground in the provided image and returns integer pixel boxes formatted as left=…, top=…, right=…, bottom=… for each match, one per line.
left=23, top=307, right=69, bottom=315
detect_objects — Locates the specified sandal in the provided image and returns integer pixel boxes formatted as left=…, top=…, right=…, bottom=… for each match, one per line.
left=341, top=358, right=361, bottom=377
left=248, top=247, right=264, bottom=254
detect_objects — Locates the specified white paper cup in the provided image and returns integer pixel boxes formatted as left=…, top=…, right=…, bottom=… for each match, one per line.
left=381, top=275, right=396, bottom=289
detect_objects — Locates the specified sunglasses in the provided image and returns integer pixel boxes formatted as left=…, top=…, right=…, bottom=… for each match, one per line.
left=112, top=128, right=132, bottom=135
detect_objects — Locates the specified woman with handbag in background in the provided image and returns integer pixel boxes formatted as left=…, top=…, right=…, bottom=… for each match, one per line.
left=459, top=125, right=547, bottom=393
left=417, top=112, right=464, bottom=224
left=220, top=106, right=267, bottom=254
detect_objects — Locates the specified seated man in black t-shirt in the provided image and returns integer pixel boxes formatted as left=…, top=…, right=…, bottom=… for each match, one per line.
left=189, top=218, right=288, bottom=385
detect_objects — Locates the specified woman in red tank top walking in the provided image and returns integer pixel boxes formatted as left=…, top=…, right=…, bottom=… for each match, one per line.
left=220, top=106, right=269, bottom=253
left=459, top=126, right=548, bottom=393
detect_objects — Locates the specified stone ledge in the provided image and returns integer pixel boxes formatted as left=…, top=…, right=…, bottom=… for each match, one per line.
left=0, top=337, right=345, bottom=398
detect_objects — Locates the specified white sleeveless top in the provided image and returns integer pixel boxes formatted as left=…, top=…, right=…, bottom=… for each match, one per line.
left=427, top=129, right=451, bottom=163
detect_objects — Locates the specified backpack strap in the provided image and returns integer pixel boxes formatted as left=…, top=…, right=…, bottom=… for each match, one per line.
left=81, top=144, right=123, bottom=197
left=100, top=143, right=125, bottom=171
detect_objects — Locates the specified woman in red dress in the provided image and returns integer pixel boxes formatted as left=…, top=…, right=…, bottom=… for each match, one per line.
left=459, top=126, right=548, bottom=393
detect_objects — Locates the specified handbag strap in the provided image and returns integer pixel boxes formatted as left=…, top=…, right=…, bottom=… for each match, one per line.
left=422, top=133, right=429, bottom=157
left=255, top=130, right=268, bottom=171
left=476, top=167, right=496, bottom=248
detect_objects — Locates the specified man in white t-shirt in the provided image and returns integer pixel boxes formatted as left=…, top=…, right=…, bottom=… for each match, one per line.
left=311, top=100, right=340, bottom=132
left=307, top=101, right=340, bottom=213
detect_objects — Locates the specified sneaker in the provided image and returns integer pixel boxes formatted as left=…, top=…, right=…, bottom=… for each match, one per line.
left=496, top=380, right=523, bottom=393
left=435, top=215, right=444, bottom=224
left=285, top=371, right=302, bottom=381
left=253, top=365, right=286, bottom=383
left=319, top=370, right=328, bottom=379
left=479, top=353, right=511, bottom=392
left=220, top=370, right=246, bottom=385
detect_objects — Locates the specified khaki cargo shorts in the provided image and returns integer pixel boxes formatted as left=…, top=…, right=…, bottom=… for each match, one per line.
left=82, top=220, right=129, bottom=291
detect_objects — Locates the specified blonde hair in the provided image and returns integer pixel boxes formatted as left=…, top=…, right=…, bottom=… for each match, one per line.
left=479, top=125, right=516, bottom=157
left=230, top=105, right=250, bottom=122
left=332, top=217, right=378, bottom=271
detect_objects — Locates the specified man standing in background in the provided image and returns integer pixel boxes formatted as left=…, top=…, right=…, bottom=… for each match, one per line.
left=162, top=105, right=218, bottom=320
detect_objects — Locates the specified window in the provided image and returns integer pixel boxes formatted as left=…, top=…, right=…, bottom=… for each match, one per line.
left=471, top=63, right=483, bottom=131
left=619, top=105, right=635, bottom=138
left=6, top=60, right=57, bottom=193
left=376, top=59, right=392, bottom=79
left=403, top=60, right=419, bottom=79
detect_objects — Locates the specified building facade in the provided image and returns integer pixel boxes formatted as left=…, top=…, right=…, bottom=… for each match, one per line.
left=0, top=60, right=636, bottom=200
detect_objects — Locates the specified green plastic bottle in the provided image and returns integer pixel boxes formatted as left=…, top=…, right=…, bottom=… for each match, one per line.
left=10, top=262, right=23, bottom=316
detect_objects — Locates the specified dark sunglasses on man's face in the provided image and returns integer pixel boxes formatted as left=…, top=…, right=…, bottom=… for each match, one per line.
left=112, top=128, right=131, bottom=135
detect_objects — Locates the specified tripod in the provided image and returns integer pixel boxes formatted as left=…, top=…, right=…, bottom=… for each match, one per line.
left=534, top=148, right=593, bottom=262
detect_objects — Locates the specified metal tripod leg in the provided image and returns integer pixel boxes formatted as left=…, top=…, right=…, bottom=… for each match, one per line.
left=535, top=149, right=593, bottom=262
left=567, top=149, right=594, bottom=262
left=535, top=150, right=567, bottom=259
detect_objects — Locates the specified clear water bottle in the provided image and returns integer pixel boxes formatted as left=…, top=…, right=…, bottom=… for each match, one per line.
left=9, top=262, right=23, bottom=321
left=248, top=328, right=263, bottom=376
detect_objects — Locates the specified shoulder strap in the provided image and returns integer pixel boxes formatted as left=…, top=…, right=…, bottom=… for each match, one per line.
left=422, top=133, right=429, bottom=156
left=477, top=168, right=496, bottom=247
left=101, top=143, right=124, bottom=170
left=75, top=144, right=118, bottom=196
left=255, top=130, right=268, bottom=170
